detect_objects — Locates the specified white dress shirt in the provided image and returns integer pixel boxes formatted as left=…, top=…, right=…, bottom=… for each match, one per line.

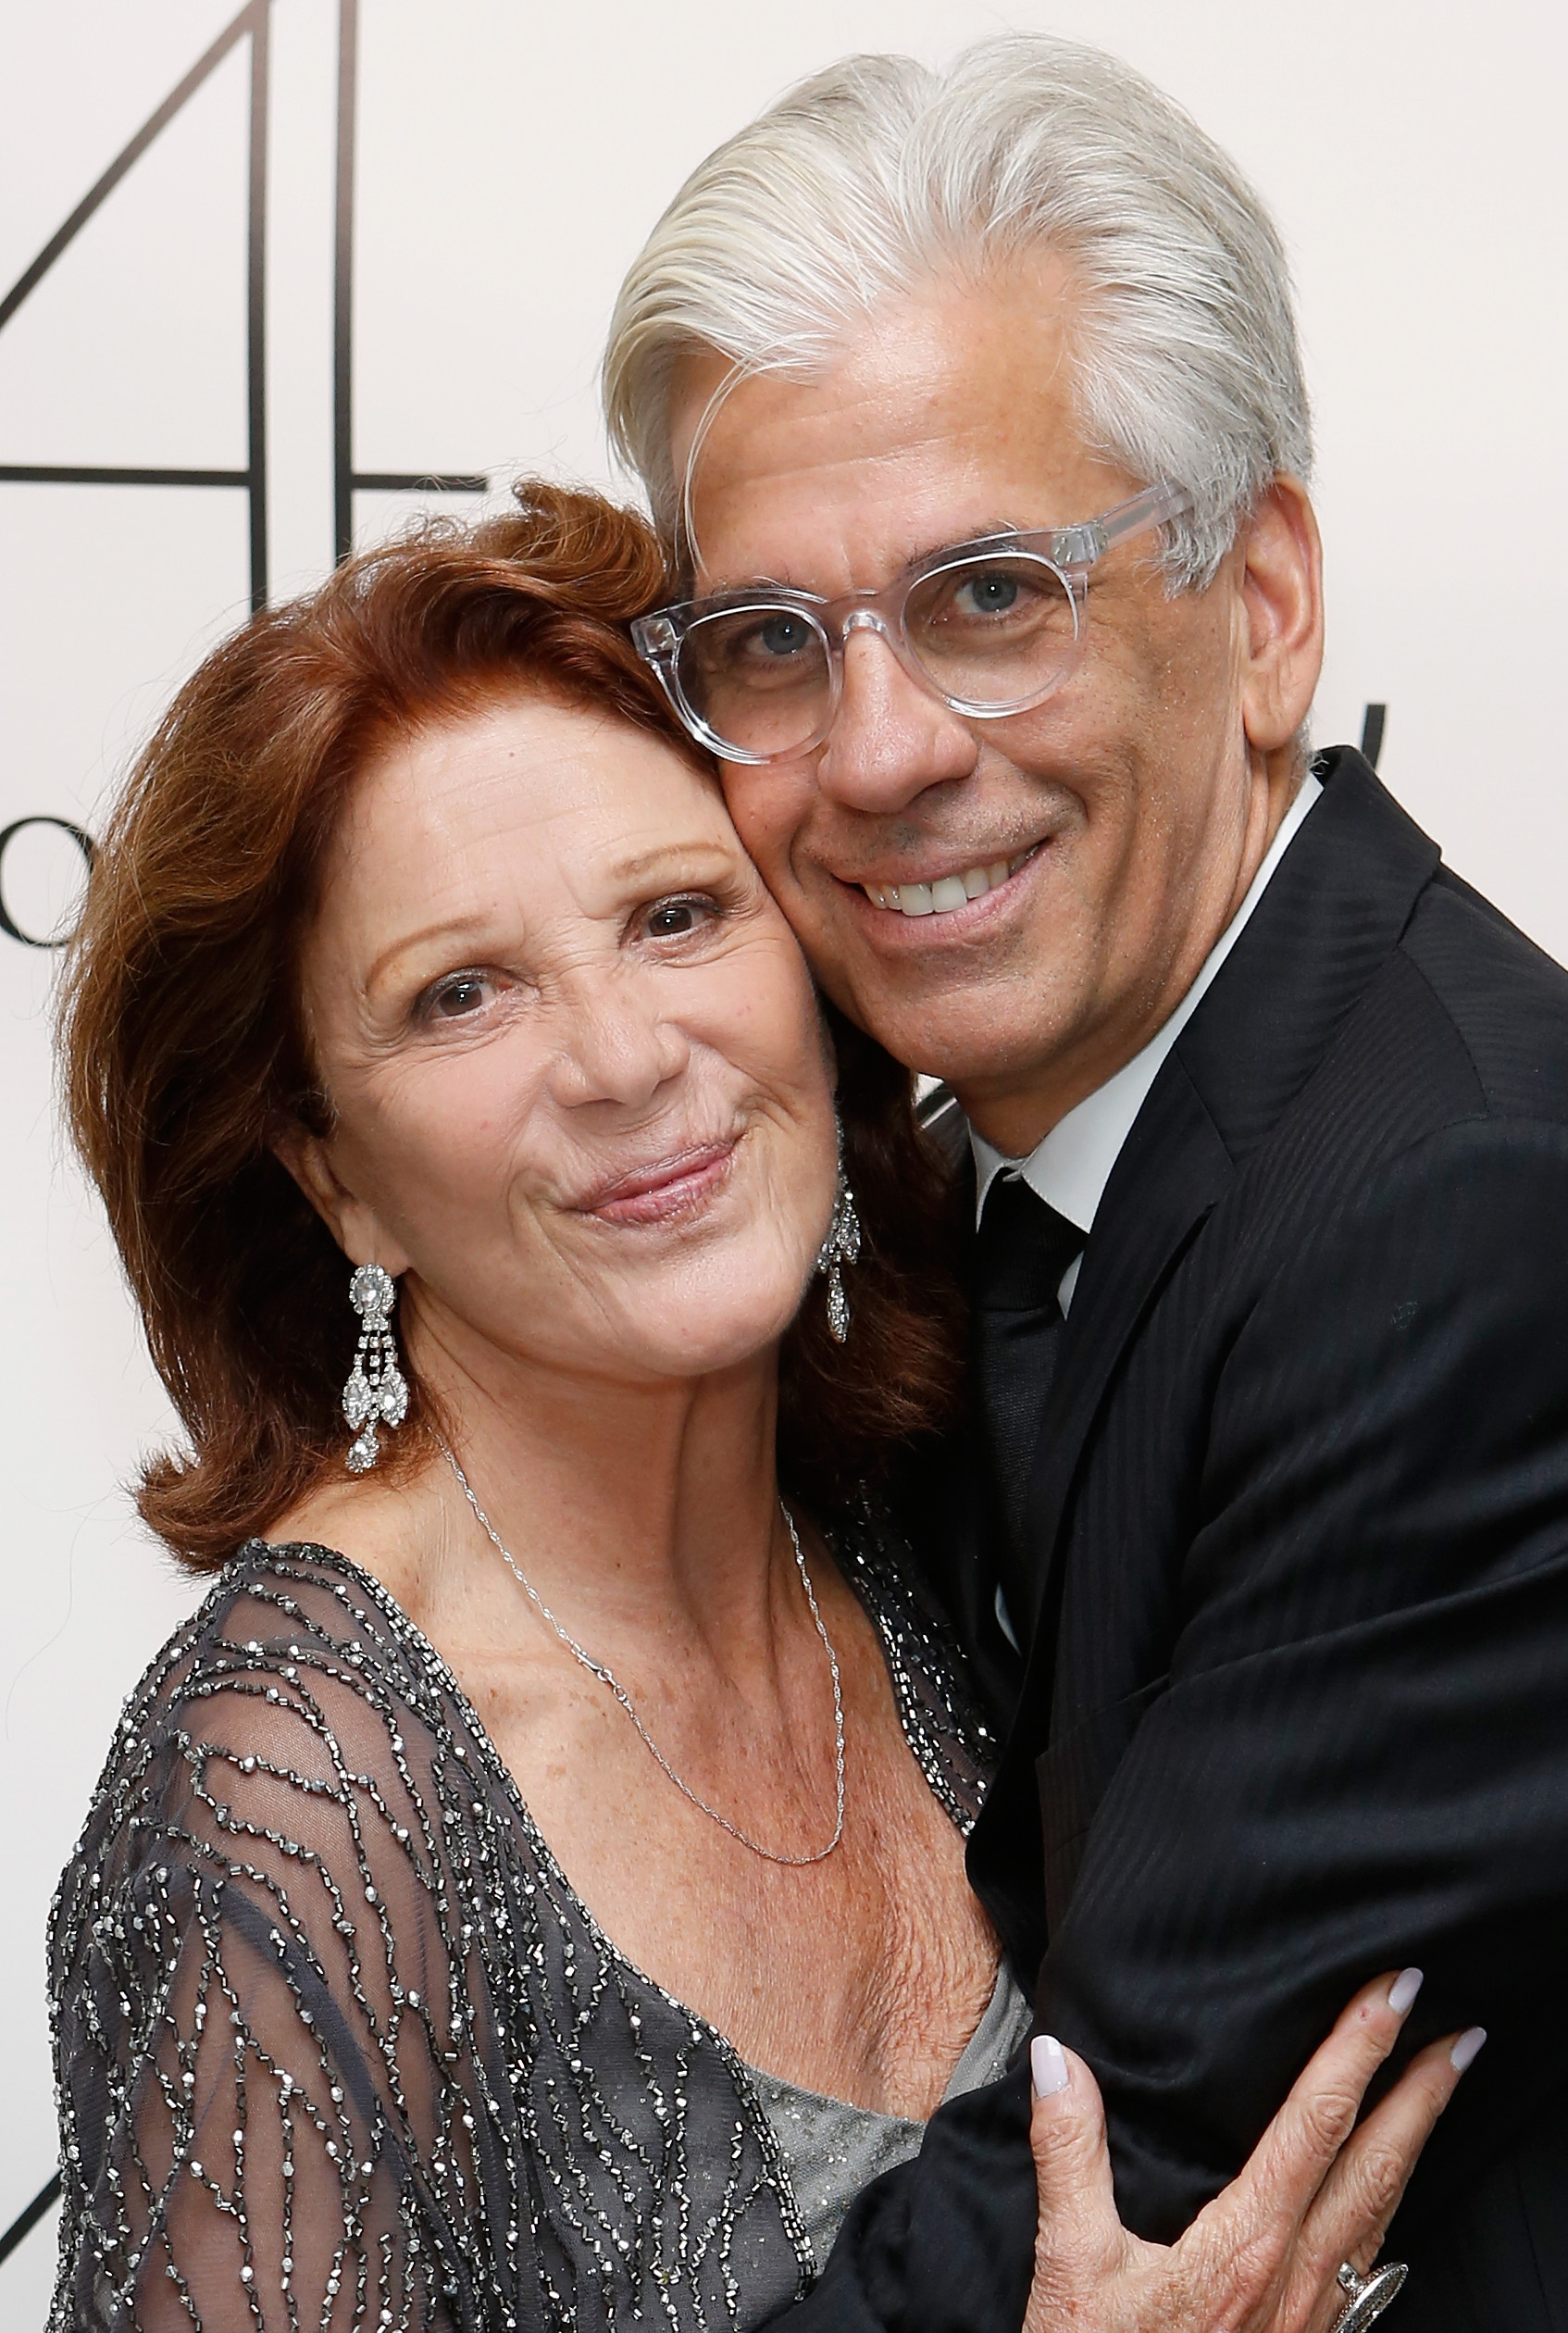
left=970, top=772, right=1322, bottom=1316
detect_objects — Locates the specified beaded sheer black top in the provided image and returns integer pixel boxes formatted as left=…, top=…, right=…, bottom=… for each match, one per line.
left=48, top=1505, right=1002, bottom=2333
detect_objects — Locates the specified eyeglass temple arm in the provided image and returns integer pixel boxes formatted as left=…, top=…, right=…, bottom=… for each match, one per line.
left=1052, top=480, right=1192, bottom=568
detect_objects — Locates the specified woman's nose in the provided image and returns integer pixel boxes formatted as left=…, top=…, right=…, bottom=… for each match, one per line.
left=814, top=624, right=979, bottom=811
left=549, top=972, right=691, bottom=1110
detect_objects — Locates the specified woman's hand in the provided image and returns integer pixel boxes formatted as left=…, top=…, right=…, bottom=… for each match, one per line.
left=1024, top=1971, right=1484, bottom=2333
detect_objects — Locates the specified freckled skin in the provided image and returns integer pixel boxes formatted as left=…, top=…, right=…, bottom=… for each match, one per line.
left=672, top=261, right=1325, bottom=1154
left=269, top=693, right=998, bottom=2114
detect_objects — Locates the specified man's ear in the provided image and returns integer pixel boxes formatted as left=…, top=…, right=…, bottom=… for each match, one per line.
left=270, top=1118, right=411, bottom=1279
left=1237, top=475, right=1325, bottom=756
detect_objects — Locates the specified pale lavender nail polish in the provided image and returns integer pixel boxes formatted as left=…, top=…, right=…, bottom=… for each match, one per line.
left=1450, top=2027, right=1487, bottom=2072
left=1388, top=1967, right=1424, bottom=2015
left=1031, top=2035, right=1069, bottom=2098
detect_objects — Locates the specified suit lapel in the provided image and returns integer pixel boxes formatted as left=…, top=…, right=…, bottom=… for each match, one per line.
left=1002, top=750, right=1443, bottom=1675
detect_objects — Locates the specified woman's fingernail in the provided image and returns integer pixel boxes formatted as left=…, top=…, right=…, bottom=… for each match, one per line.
left=1031, top=2035, right=1069, bottom=2098
left=1450, top=2027, right=1487, bottom=2073
left=1388, top=1967, right=1424, bottom=2015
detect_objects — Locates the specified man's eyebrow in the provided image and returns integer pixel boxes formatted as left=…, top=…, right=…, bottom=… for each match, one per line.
left=697, top=522, right=1032, bottom=600
left=908, top=518, right=1033, bottom=561
left=689, top=568, right=811, bottom=599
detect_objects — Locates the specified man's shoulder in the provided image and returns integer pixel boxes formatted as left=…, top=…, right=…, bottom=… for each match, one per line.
left=1192, top=841, right=1568, bottom=1259
left=1393, top=865, right=1568, bottom=1126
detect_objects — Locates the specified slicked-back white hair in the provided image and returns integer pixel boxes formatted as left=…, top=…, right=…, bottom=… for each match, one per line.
left=603, top=36, right=1311, bottom=589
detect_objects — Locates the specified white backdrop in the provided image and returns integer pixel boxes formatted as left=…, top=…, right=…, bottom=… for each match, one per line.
left=2, top=0, right=1564, bottom=2315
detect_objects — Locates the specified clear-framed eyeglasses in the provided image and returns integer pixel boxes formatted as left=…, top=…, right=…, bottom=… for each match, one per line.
left=632, top=480, right=1192, bottom=767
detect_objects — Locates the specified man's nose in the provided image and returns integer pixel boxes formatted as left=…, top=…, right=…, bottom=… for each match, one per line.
left=550, top=973, right=691, bottom=1110
left=813, top=624, right=979, bottom=811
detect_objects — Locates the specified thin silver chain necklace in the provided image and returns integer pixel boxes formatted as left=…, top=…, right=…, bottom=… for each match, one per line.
left=438, top=1439, right=847, bottom=1866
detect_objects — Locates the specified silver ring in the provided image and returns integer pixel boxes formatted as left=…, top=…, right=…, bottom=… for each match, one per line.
left=1334, top=2260, right=1408, bottom=2333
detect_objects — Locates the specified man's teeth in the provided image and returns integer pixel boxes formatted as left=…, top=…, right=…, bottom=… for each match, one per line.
left=863, top=853, right=1029, bottom=917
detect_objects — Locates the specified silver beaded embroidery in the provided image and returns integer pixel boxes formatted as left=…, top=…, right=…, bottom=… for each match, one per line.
left=47, top=1503, right=994, bottom=2332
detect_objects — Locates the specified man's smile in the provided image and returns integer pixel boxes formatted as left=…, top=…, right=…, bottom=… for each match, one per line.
left=858, top=842, right=1045, bottom=917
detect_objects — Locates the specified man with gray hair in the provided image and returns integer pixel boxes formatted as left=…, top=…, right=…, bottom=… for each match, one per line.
left=606, top=36, right=1568, bottom=2333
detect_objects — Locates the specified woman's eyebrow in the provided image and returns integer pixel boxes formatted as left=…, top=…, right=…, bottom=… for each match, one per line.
left=362, top=846, right=736, bottom=987
left=363, top=913, right=496, bottom=994
left=605, top=841, right=735, bottom=887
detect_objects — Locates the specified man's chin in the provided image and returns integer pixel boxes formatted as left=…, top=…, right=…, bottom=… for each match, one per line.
left=784, top=887, right=1075, bottom=1090
left=840, top=993, right=1061, bottom=1094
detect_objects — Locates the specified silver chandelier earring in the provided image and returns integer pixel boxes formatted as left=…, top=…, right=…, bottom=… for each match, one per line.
left=815, top=1133, right=862, bottom=1344
left=342, top=1262, right=408, bottom=1472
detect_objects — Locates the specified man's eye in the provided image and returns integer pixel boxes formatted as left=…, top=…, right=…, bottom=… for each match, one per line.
left=703, top=611, right=816, bottom=670
left=953, top=569, right=1022, bottom=618
left=753, top=612, right=815, bottom=661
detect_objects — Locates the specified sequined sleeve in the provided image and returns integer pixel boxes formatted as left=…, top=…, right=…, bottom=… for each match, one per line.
left=49, top=1562, right=526, bottom=2330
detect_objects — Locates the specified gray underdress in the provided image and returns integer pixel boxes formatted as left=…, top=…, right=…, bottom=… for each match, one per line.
left=749, top=1958, right=1035, bottom=2265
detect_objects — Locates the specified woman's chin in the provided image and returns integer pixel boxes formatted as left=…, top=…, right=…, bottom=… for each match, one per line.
left=599, top=1264, right=814, bottom=1385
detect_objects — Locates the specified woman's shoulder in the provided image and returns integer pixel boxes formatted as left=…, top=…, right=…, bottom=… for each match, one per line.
left=55, top=1541, right=476, bottom=1937
left=115, top=1536, right=457, bottom=1743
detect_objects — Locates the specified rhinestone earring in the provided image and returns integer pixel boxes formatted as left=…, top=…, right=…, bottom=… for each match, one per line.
left=815, top=1141, right=862, bottom=1344
left=342, top=1262, right=408, bottom=1472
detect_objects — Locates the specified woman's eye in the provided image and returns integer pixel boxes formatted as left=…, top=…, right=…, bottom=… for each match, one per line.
left=642, top=895, right=715, bottom=941
left=424, top=972, right=493, bottom=1020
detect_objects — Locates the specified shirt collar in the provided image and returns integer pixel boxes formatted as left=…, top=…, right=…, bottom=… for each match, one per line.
left=971, top=771, right=1323, bottom=1233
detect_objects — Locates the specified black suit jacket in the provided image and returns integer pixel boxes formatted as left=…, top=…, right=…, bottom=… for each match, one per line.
left=796, top=750, right=1568, bottom=2333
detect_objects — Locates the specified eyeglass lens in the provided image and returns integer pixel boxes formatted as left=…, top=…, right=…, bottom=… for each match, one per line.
left=678, top=552, right=1080, bottom=757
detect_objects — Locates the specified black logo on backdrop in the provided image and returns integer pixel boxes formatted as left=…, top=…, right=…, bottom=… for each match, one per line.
left=1, top=0, right=487, bottom=954
left=0, top=817, right=93, bottom=948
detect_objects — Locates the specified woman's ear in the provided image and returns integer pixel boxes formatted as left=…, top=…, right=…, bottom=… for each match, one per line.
left=270, top=1117, right=411, bottom=1279
left=1237, top=475, right=1325, bottom=756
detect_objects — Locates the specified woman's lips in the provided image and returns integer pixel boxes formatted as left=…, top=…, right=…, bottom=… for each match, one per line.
left=578, top=1141, right=737, bottom=1227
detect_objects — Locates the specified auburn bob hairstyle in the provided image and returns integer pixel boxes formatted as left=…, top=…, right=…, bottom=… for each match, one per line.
left=60, top=482, right=963, bottom=1567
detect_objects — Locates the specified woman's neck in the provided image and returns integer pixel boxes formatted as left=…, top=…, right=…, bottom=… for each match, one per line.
left=425, top=1335, right=788, bottom=1646
left=269, top=1301, right=795, bottom=1690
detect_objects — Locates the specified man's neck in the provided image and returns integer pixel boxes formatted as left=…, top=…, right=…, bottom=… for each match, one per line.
left=959, top=762, right=1312, bottom=1159
left=966, top=767, right=1322, bottom=1230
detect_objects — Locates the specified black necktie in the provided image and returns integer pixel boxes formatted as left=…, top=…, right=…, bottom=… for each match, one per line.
left=971, top=1174, right=1085, bottom=1616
